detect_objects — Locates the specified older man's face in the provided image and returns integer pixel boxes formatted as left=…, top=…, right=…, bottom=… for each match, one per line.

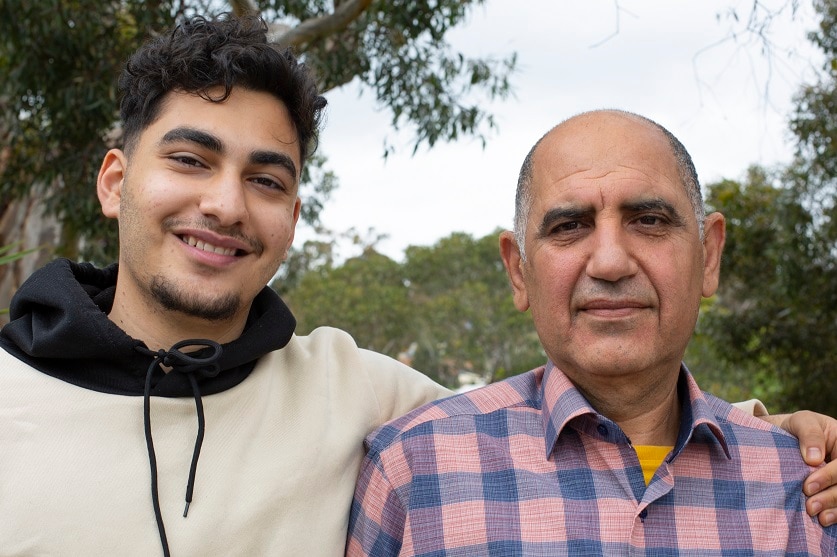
left=502, top=112, right=725, bottom=389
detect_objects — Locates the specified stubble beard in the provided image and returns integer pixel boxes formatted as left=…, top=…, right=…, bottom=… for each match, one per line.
left=150, top=274, right=241, bottom=321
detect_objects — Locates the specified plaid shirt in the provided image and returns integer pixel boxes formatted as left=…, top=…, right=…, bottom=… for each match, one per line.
left=348, top=363, right=837, bottom=556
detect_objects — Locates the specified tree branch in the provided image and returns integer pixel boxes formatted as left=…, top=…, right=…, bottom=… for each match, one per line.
left=229, top=0, right=259, bottom=17
left=270, top=0, right=374, bottom=48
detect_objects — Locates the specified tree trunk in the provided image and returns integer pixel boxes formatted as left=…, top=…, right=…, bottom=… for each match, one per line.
left=0, top=195, right=61, bottom=324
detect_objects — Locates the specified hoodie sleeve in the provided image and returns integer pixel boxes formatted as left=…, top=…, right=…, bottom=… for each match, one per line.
left=731, top=399, right=769, bottom=417
left=356, top=347, right=453, bottom=426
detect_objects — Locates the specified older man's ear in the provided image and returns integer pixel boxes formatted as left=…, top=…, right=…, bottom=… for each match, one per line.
left=499, top=230, right=530, bottom=313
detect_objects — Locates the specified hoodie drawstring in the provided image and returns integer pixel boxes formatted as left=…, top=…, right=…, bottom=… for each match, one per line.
left=138, top=339, right=222, bottom=557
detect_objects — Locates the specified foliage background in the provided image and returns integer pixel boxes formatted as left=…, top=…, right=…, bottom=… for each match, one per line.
left=281, top=231, right=544, bottom=388
left=0, top=0, right=514, bottom=262
left=690, top=0, right=837, bottom=416
left=0, top=0, right=834, bottom=413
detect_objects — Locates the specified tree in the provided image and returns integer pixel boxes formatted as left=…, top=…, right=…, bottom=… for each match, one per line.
left=285, top=246, right=414, bottom=356
left=283, top=231, right=544, bottom=388
left=402, top=231, right=542, bottom=386
left=700, top=158, right=836, bottom=413
left=694, top=0, right=837, bottom=417
left=0, top=242, right=39, bottom=316
left=0, top=0, right=515, bottom=318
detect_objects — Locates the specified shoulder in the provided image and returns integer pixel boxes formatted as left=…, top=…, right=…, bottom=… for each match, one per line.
left=0, top=344, right=39, bottom=374
left=695, top=392, right=811, bottom=482
left=262, top=326, right=407, bottom=379
left=365, top=370, right=540, bottom=455
left=270, top=326, right=403, bottom=372
left=262, top=326, right=450, bottom=425
left=704, top=391, right=799, bottom=446
left=281, top=325, right=366, bottom=355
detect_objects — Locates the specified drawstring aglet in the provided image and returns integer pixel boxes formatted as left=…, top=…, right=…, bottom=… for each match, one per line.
left=138, top=338, right=220, bottom=557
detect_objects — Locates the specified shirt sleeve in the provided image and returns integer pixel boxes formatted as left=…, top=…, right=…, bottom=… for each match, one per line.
left=730, top=398, right=769, bottom=417
left=346, top=448, right=408, bottom=556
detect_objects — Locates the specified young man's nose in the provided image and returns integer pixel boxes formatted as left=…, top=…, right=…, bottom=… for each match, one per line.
left=198, top=172, right=248, bottom=227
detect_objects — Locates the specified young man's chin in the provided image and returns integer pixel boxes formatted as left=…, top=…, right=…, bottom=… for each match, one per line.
left=150, top=276, right=241, bottom=321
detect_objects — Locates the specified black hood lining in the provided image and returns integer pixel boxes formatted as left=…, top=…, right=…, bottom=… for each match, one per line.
left=0, top=259, right=296, bottom=397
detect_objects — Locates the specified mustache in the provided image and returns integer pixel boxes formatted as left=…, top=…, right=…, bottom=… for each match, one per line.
left=573, top=279, right=653, bottom=306
left=163, top=216, right=263, bottom=255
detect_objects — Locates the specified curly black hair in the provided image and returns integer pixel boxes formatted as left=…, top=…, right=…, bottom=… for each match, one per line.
left=118, top=14, right=327, bottom=165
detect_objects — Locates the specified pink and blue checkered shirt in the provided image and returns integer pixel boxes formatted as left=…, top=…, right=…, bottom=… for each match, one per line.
left=347, top=363, right=837, bottom=556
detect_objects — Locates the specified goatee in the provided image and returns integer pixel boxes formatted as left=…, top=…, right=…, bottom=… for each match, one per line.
left=150, top=275, right=240, bottom=321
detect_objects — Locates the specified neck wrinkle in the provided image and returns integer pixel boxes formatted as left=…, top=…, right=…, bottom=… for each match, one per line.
left=574, top=370, right=682, bottom=446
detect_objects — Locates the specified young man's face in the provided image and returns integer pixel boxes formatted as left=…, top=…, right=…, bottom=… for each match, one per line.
left=98, top=87, right=301, bottom=325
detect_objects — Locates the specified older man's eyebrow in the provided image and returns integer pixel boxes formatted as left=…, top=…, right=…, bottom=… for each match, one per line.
left=159, top=127, right=223, bottom=154
left=537, top=206, right=594, bottom=237
left=622, top=198, right=687, bottom=226
left=250, top=150, right=298, bottom=179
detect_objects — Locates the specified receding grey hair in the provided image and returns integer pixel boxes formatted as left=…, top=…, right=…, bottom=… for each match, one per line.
left=513, top=110, right=705, bottom=261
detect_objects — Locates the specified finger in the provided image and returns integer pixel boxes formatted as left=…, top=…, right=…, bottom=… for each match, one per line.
left=805, top=458, right=837, bottom=527
left=830, top=433, right=837, bottom=463
left=806, top=484, right=837, bottom=527
left=784, top=411, right=828, bottom=466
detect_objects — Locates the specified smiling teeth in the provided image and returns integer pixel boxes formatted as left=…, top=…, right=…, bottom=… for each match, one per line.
left=184, top=235, right=237, bottom=256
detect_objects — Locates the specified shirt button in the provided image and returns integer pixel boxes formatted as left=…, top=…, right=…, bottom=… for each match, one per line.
left=596, top=424, right=608, bottom=436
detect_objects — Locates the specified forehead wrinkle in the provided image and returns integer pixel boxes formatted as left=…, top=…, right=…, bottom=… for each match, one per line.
left=614, top=162, right=669, bottom=181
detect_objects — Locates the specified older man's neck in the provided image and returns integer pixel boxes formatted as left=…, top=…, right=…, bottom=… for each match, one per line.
left=578, top=373, right=682, bottom=447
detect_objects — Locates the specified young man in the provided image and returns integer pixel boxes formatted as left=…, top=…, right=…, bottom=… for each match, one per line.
left=0, top=15, right=446, bottom=557
left=347, top=110, right=837, bottom=555
left=0, top=16, right=834, bottom=557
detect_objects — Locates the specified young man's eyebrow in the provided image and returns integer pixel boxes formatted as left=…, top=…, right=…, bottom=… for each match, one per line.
left=250, top=150, right=298, bottom=180
left=159, top=127, right=223, bottom=153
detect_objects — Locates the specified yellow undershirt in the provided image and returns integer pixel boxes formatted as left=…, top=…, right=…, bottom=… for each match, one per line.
left=634, top=445, right=673, bottom=485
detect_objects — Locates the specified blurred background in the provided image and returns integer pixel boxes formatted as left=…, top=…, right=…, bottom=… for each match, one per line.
left=1, top=0, right=834, bottom=414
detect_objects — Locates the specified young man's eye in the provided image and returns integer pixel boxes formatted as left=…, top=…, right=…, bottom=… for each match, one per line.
left=253, top=176, right=285, bottom=191
left=170, top=155, right=203, bottom=167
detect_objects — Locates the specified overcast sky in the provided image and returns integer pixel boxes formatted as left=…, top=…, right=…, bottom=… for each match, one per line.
left=299, top=0, right=822, bottom=260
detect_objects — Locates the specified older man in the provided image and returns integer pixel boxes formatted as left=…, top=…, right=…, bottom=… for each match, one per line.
left=347, top=110, right=837, bottom=555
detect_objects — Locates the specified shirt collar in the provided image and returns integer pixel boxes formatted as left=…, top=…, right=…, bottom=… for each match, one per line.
left=540, top=362, right=730, bottom=460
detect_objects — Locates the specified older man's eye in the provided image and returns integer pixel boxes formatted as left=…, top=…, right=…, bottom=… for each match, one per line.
left=637, top=215, right=664, bottom=226
left=555, top=221, right=582, bottom=232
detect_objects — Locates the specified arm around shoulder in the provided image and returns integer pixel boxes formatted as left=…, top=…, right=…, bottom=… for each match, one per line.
left=357, top=345, right=453, bottom=425
left=731, top=398, right=768, bottom=417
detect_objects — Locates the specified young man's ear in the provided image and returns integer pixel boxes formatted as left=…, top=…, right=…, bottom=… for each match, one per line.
left=277, top=197, right=302, bottom=263
left=97, top=149, right=127, bottom=219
